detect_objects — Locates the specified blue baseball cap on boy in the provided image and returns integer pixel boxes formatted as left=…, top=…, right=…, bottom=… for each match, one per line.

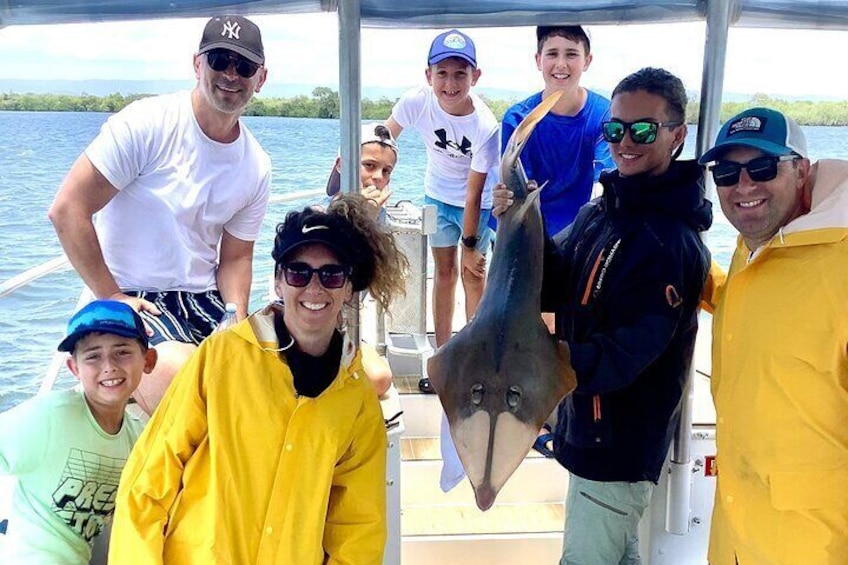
left=428, top=29, right=477, bottom=68
left=699, top=107, right=808, bottom=164
left=58, top=300, right=149, bottom=353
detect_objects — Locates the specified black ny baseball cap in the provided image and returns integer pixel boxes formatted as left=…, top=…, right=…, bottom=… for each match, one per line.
left=198, top=15, right=264, bottom=65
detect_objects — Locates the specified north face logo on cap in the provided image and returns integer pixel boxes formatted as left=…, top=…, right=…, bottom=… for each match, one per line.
left=221, top=20, right=241, bottom=40
left=728, top=116, right=764, bottom=136
left=443, top=33, right=467, bottom=49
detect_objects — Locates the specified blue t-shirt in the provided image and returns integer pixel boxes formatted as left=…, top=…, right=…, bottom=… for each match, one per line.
left=501, top=90, right=614, bottom=236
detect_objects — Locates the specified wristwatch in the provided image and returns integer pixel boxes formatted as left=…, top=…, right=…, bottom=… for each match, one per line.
left=461, top=235, right=480, bottom=249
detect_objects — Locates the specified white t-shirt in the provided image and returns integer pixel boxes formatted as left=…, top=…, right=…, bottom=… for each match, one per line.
left=391, top=86, right=499, bottom=208
left=86, top=91, right=272, bottom=292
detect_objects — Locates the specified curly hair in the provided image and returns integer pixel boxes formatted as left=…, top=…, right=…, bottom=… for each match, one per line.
left=324, top=194, right=408, bottom=311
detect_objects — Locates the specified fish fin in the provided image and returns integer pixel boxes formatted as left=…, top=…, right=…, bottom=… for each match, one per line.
left=500, top=90, right=564, bottom=184
left=554, top=339, right=578, bottom=397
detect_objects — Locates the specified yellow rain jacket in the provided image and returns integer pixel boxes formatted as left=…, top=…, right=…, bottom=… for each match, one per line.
left=110, top=307, right=387, bottom=564
left=706, top=160, right=848, bottom=564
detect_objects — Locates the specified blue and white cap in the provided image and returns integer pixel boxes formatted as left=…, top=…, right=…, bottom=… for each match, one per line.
left=428, top=29, right=477, bottom=68
left=699, top=107, right=807, bottom=164
left=58, top=300, right=148, bottom=353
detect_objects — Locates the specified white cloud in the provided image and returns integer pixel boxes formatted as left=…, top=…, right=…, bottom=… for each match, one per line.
left=0, top=13, right=845, bottom=99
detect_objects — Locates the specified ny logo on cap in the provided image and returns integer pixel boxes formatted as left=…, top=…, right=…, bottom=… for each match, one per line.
left=222, top=20, right=241, bottom=40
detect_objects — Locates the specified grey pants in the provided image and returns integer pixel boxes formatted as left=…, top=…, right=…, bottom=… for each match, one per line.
left=560, top=473, right=654, bottom=565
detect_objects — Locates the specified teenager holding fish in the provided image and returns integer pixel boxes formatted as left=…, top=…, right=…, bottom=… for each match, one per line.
left=494, top=67, right=712, bottom=564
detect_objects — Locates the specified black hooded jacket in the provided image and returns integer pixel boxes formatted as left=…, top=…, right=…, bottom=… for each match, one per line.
left=542, top=159, right=712, bottom=483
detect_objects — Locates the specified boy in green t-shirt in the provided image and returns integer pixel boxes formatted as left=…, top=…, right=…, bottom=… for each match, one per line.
left=0, top=300, right=156, bottom=563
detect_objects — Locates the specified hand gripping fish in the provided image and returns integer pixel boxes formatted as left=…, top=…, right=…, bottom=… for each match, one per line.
left=427, top=90, right=577, bottom=511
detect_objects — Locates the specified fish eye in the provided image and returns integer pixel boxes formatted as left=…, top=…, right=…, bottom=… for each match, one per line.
left=506, top=386, right=522, bottom=409
left=470, top=383, right=484, bottom=405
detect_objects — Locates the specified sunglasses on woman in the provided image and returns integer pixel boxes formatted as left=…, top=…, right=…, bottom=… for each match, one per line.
left=206, top=49, right=261, bottom=79
left=710, top=155, right=799, bottom=187
left=602, top=120, right=683, bottom=145
left=281, top=263, right=351, bottom=289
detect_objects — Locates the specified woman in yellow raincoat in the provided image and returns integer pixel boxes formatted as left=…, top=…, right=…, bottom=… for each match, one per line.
left=109, top=194, right=408, bottom=564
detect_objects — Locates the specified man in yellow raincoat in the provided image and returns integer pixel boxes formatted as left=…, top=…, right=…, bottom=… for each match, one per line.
left=700, top=107, right=848, bottom=564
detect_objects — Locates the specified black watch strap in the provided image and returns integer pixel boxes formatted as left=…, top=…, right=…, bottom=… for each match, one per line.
left=461, top=235, right=480, bottom=249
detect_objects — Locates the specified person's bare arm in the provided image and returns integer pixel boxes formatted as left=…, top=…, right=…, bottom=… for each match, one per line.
left=460, top=170, right=487, bottom=279
left=385, top=117, right=404, bottom=140
left=216, top=231, right=255, bottom=319
left=48, top=154, right=159, bottom=314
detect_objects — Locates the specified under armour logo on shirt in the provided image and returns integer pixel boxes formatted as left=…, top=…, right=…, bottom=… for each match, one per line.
left=434, top=129, right=473, bottom=156
left=222, top=20, right=241, bottom=40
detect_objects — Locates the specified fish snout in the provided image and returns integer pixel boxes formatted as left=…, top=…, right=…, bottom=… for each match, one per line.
left=474, top=483, right=497, bottom=511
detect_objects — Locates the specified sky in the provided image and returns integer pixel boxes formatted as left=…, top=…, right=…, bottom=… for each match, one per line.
left=0, top=13, right=846, bottom=99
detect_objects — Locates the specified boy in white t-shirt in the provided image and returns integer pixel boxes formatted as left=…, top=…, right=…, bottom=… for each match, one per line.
left=0, top=300, right=156, bottom=563
left=386, top=29, right=500, bottom=395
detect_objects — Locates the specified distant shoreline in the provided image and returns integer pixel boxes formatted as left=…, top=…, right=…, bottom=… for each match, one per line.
left=1, top=90, right=847, bottom=126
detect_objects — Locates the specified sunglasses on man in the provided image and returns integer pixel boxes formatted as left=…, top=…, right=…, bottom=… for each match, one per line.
left=709, top=155, right=799, bottom=187
left=206, top=49, right=261, bottom=78
left=280, top=263, right=351, bottom=289
left=602, top=120, right=683, bottom=145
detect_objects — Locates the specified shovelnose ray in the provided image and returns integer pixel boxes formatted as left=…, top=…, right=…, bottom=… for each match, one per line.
left=427, top=90, right=577, bottom=511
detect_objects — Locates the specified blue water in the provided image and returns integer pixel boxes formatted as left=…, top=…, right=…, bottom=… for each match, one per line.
left=1, top=110, right=846, bottom=411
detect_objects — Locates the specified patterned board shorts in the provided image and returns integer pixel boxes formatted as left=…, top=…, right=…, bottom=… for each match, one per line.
left=125, top=290, right=226, bottom=346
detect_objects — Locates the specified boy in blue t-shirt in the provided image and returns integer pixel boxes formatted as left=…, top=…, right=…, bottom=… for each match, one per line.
left=0, top=300, right=156, bottom=563
left=501, top=25, right=614, bottom=237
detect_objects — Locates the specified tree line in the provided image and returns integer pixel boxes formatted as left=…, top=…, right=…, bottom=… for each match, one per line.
left=2, top=88, right=847, bottom=126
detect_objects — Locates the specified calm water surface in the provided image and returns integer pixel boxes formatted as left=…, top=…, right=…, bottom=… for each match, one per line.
left=1, top=110, right=846, bottom=410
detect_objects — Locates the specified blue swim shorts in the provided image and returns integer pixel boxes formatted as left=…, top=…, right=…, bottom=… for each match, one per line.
left=124, top=290, right=226, bottom=346
left=424, top=195, right=493, bottom=253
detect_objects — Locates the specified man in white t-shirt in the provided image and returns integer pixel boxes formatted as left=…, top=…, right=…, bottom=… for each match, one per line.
left=48, top=15, right=272, bottom=415
left=386, top=29, right=500, bottom=395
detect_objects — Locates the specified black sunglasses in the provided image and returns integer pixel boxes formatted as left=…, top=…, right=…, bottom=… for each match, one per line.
left=206, top=49, right=261, bottom=79
left=710, top=155, right=799, bottom=187
left=602, top=120, right=683, bottom=145
left=281, top=262, right=351, bottom=289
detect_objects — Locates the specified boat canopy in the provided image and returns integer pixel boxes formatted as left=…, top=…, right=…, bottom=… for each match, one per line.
left=2, top=0, right=848, bottom=30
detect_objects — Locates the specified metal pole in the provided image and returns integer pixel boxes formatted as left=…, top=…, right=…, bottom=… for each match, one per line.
left=338, top=0, right=362, bottom=344
left=697, top=0, right=735, bottom=165
left=665, top=0, right=735, bottom=537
